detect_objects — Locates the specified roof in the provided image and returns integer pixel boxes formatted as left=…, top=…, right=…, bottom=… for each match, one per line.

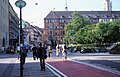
left=44, top=11, right=120, bottom=19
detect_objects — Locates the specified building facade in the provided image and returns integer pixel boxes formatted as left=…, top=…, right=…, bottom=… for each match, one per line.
left=9, top=2, right=19, bottom=47
left=44, top=11, right=120, bottom=45
left=103, top=0, right=112, bottom=11
left=0, top=0, right=9, bottom=48
left=23, top=22, right=44, bottom=47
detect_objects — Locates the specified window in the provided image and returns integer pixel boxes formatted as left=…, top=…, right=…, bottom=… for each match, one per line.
left=60, top=16, right=64, bottom=18
left=55, top=37, right=57, bottom=40
left=68, top=16, right=71, bottom=18
left=110, top=19, right=112, bottom=22
left=55, top=32, right=57, bottom=35
left=49, top=31, right=52, bottom=35
left=55, top=20, right=57, bottom=22
left=46, top=20, right=48, bottom=23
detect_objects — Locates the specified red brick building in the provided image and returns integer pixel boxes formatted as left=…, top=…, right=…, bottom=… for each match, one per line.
left=44, top=11, right=120, bottom=45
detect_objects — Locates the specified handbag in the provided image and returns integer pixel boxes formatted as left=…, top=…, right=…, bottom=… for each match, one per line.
left=45, top=55, right=47, bottom=59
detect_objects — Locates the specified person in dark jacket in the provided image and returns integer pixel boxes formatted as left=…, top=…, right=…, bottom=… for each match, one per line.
left=32, top=45, right=37, bottom=60
left=37, top=43, right=47, bottom=71
left=21, top=47, right=27, bottom=69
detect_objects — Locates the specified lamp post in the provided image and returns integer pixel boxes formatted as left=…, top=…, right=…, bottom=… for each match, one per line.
left=15, top=0, right=26, bottom=76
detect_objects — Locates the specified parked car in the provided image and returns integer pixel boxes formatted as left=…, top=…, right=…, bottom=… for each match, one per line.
left=6, top=46, right=15, bottom=54
left=108, top=44, right=120, bottom=54
left=80, top=47, right=92, bottom=53
left=73, top=46, right=81, bottom=52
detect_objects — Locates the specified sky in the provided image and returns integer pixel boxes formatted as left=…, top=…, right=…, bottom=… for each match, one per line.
left=9, top=0, right=120, bottom=28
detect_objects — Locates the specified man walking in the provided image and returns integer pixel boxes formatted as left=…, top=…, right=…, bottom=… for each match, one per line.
left=37, top=43, right=47, bottom=71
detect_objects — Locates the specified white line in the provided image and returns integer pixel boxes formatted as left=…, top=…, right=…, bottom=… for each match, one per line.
left=46, top=63, right=68, bottom=77
left=46, top=64, right=61, bottom=77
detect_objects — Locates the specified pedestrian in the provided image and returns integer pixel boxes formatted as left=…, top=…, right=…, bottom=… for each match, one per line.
left=32, top=45, right=37, bottom=60
left=56, top=45, right=60, bottom=57
left=21, top=47, right=27, bottom=69
left=62, top=43, right=67, bottom=61
left=16, top=44, right=20, bottom=59
left=1, top=46, right=5, bottom=53
left=37, top=43, right=47, bottom=71
left=48, top=45, right=52, bottom=57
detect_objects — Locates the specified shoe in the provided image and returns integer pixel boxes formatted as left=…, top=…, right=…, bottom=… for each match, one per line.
left=41, top=69, right=43, bottom=71
left=43, top=69, right=45, bottom=71
left=33, top=57, right=36, bottom=60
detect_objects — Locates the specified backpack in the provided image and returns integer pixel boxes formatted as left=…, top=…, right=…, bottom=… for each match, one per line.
left=22, top=51, right=27, bottom=57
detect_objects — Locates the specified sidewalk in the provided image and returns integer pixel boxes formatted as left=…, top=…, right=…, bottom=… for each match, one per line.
left=0, top=51, right=120, bottom=77
left=0, top=53, right=58, bottom=77
left=11, top=51, right=120, bottom=77
left=0, top=53, right=17, bottom=77
left=11, top=57, right=58, bottom=77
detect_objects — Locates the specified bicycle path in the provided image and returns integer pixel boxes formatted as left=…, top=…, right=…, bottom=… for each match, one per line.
left=46, top=59, right=120, bottom=77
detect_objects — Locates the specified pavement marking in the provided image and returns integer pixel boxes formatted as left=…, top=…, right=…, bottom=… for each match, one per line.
left=46, top=63, right=61, bottom=77
left=68, top=59, right=120, bottom=75
left=46, top=63, right=68, bottom=77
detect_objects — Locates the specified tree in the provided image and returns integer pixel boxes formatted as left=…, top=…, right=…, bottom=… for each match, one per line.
left=65, top=12, right=120, bottom=44
left=64, top=11, right=90, bottom=44
left=75, top=21, right=120, bottom=44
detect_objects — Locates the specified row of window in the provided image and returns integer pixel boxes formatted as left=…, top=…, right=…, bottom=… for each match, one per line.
left=45, top=18, right=118, bottom=25
left=3, top=0, right=8, bottom=4
left=47, top=25, right=64, bottom=29
left=48, top=30, right=64, bottom=35
left=0, top=6, right=8, bottom=20
left=99, top=18, right=117, bottom=22
left=48, top=36, right=63, bottom=42
left=90, top=18, right=115, bottom=23
left=0, top=21, right=7, bottom=33
left=82, top=14, right=117, bottom=18
left=45, top=19, right=71, bottom=23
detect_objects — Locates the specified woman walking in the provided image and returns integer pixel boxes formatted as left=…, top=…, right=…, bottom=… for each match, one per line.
left=48, top=45, right=52, bottom=57
left=56, top=45, right=60, bottom=57
left=62, top=44, right=67, bottom=60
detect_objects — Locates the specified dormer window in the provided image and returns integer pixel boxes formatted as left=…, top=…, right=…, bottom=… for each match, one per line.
left=60, top=16, right=64, bottom=18
left=112, top=15, right=116, bottom=18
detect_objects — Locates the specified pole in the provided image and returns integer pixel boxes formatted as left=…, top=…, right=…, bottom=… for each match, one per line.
left=15, top=1, right=26, bottom=76
left=20, top=7, right=23, bottom=77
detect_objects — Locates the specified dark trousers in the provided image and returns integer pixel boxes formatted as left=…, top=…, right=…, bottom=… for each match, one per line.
left=22, top=57, right=26, bottom=65
left=48, top=52, right=52, bottom=57
left=21, top=56, right=26, bottom=69
left=33, top=52, right=37, bottom=60
left=40, top=58, right=45, bottom=70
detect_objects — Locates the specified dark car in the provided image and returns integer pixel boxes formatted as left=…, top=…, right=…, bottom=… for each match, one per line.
left=80, top=47, right=92, bottom=53
left=6, top=46, right=15, bottom=54
left=108, top=44, right=120, bottom=54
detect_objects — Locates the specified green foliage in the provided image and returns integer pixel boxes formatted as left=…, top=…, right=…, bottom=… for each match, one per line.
left=64, top=11, right=120, bottom=44
left=64, top=11, right=90, bottom=44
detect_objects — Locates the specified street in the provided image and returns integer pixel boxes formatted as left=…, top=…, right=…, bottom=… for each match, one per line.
left=68, top=52, right=120, bottom=74
left=0, top=50, right=120, bottom=77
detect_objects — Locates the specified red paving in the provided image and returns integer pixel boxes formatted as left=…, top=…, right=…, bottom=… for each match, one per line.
left=46, top=59, right=120, bottom=77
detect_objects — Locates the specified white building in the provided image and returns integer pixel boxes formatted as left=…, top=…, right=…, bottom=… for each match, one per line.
left=103, top=0, right=112, bottom=11
left=23, top=21, right=44, bottom=47
left=0, top=0, right=9, bottom=48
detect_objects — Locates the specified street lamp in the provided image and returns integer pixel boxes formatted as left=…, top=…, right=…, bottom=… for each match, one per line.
left=15, top=0, right=26, bottom=76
